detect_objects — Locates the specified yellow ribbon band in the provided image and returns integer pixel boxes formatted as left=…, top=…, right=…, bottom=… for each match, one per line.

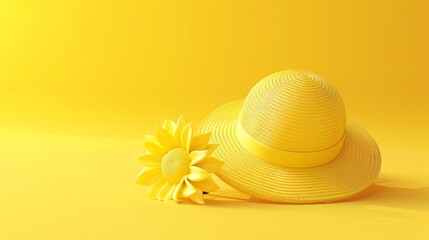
left=235, top=120, right=345, bottom=168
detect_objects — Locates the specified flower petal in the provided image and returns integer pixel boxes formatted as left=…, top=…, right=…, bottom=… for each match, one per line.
left=136, top=154, right=162, bottom=166
left=162, top=119, right=176, bottom=136
left=180, top=123, right=193, bottom=152
left=189, top=145, right=218, bottom=166
left=144, top=141, right=167, bottom=156
left=189, top=144, right=219, bottom=166
left=189, top=189, right=205, bottom=204
left=148, top=178, right=167, bottom=199
left=145, top=135, right=159, bottom=144
left=157, top=182, right=175, bottom=201
left=174, top=115, right=187, bottom=142
left=190, top=132, right=211, bottom=152
left=156, top=127, right=178, bottom=149
left=206, top=144, right=219, bottom=155
left=188, top=166, right=210, bottom=181
left=189, top=177, right=219, bottom=193
left=182, top=178, right=196, bottom=197
left=194, top=157, right=224, bottom=173
left=136, top=166, right=161, bottom=186
left=172, top=178, right=184, bottom=202
left=189, top=150, right=208, bottom=165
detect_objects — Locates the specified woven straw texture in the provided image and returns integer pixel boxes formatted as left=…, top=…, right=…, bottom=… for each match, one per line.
left=240, top=70, right=346, bottom=152
left=199, top=70, right=381, bottom=203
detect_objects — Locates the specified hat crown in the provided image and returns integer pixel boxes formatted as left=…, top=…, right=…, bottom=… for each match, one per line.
left=239, top=70, right=346, bottom=152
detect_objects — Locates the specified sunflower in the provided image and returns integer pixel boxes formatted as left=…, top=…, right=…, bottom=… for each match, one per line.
left=136, top=115, right=224, bottom=204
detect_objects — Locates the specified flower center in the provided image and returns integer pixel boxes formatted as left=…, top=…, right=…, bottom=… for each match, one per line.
left=161, top=148, right=190, bottom=183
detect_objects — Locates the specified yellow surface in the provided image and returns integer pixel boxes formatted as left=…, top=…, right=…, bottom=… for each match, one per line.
left=0, top=0, right=428, bottom=239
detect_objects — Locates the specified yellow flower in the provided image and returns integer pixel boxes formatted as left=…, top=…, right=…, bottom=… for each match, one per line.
left=136, top=115, right=224, bottom=204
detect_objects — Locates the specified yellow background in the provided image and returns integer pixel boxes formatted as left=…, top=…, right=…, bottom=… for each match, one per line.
left=0, top=0, right=428, bottom=239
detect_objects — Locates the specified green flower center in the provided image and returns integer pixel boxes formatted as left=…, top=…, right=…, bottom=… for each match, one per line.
left=161, top=148, right=190, bottom=183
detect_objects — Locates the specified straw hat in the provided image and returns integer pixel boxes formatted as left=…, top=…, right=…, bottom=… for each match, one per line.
left=199, top=70, right=381, bottom=203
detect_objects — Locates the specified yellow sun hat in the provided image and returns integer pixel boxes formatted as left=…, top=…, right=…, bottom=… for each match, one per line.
left=199, top=69, right=381, bottom=203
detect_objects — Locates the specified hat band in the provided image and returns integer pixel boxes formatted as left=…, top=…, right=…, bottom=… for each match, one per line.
left=235, top=121, right=345, bottom=168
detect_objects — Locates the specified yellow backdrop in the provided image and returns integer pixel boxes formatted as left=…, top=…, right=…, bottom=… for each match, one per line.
left=0, top=0, right=428, bottom=239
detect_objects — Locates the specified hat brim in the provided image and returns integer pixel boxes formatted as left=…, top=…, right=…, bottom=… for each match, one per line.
left=199, top=99, right=381, bottom=203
